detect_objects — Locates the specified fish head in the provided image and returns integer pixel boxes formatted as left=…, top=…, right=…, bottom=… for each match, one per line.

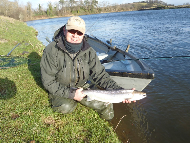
left=130, top=91, right=147, bottom=101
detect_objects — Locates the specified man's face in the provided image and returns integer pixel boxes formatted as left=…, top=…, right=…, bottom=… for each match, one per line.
left=66, top=29, right=84, bottom=44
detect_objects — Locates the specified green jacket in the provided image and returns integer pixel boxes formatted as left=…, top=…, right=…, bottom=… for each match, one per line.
left=40, top=26, right=121, bottom=99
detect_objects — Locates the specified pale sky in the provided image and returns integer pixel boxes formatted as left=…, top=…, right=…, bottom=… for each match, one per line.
left=11, top=0, right=190, bottom=9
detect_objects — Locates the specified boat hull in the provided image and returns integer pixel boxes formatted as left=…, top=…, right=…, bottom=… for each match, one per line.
left=86, top=35, right=154, bottom=91
left=110, top=76, right=152, bottom=91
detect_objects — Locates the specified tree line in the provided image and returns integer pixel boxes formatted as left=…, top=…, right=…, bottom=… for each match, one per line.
left=0, top=0, right=33, bottom=21
left=0, top=0, right=189, bottom=21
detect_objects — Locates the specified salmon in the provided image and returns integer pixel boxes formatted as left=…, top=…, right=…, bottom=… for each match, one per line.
left=82, top=89, right=146, bottom=103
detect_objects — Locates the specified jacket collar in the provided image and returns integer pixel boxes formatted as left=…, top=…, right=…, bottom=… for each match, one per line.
left=54, top=25, right=90, bottom=52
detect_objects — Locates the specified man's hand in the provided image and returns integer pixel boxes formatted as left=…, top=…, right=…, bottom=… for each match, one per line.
left=122, top=88, right=136, bottom=103
left=73, top=88, right=86, bottom=101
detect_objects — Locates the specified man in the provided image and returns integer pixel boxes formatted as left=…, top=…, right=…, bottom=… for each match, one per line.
left=40, top=16, right=135, bottom=120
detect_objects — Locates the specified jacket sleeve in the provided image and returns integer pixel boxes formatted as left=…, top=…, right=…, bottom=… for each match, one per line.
left=89, top=49, right=122, bottom=90
left=40, top=43, right=75, bottom=99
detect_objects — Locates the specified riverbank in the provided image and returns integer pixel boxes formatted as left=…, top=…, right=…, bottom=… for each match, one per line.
left=138, top=5, right=190, bottom=11
left=0, top=16, right=121, bottom=142
left=25, top=14, right=73, bottom=22
left=27, top=5, right=190, bottom=22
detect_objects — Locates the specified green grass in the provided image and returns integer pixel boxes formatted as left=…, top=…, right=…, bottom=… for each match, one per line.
left=0, top=16, right=121, bottom=142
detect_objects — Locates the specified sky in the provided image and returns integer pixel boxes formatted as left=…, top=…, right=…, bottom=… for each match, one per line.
left=11, top=0, right=190, bottom=9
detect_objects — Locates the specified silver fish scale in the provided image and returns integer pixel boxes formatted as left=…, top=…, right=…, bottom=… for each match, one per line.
left=87, top=89, right=133, bottom=94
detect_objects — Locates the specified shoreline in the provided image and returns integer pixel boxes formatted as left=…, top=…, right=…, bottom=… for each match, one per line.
left=25, top=6, right=190, bottom=22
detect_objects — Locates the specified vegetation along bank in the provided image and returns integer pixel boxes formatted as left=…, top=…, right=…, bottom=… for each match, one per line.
left=0, top=16, right=121, bottom=142
left=1, top=0, right=190, bottom=21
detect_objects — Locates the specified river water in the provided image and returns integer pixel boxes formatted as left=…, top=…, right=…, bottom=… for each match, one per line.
left=27, top=8, right=190, bottom=143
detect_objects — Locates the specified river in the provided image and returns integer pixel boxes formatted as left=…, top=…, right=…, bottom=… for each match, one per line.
left=27, top=8, right=190, bottom=143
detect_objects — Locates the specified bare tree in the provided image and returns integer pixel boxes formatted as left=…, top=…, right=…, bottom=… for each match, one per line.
left=69, top=0, right=75, bottom=12
left=84, top=0, right=90, bottom=12
left=26, top=2, right=32, bottom=20
left=54, top=2, right=59, bottom=16
left=89, top=0, right=98, bottom=12
left=10, top=0, right=20, bottom=19
left=0, top=0, right=12, bottom=17
left=47, top=2, right=54, bottom=16
left=37, top=4, right=44, bottom=15
left=59, top=0, right=65, bottom=15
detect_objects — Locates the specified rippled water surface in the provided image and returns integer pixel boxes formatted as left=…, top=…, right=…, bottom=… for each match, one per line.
left=27, top=8, right=190, bottom=143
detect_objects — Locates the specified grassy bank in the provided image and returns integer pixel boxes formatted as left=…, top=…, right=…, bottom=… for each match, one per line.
left=0, top=16, right=121, bottom=142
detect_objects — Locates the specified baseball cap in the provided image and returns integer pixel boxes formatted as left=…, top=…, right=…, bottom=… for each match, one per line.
left=66, top=16, right=85, bottom=34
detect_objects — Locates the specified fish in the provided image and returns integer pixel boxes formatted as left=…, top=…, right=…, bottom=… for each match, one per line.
left=82, top=89, right=146, bottom=103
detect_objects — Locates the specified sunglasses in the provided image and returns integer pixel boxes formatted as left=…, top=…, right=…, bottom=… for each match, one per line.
left=68, top=29, right=83, bottom=36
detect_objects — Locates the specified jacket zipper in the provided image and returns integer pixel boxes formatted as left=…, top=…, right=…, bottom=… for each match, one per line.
left=69, top=51, right=80, bottom=87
